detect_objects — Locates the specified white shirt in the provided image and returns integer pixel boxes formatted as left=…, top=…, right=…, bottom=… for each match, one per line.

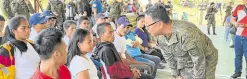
left=113, top=32, right=127, bottom=59
left=63, top=36, right=70, bottom=46
left=69, top=55, right=99, bottom=79
left=15, top=43, right=41, bottom=79
left=29, top=27, right=38, bottom=41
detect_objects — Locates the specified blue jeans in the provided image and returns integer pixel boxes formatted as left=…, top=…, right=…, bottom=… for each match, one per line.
left=225, top=25, right=231, bottom=41
left=234, top=35, right=247, bottom=72
left=133, top=54, right=160, bottom=77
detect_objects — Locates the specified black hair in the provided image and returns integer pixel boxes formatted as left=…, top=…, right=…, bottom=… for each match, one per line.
left=35, top=28, right=64, bottom=60
left=136, top=14, right=145, bottom=22
left=97, top=22, right=111, bottom=37
left=211, top=2, right=215, bottom=5
left=77, top=16, right=89, bottom=27
left=63, top=20, right=76, bottom=32
left=66, top=29, right=90, bottom=66
left=136, top=15, right=151, bottom=42
left=77, top=0, right=92, bottom=17
left=5, top=16, right=29, bottom=53
left=0, top=15, right=5, bottom=21
left=145, top=4, right=170, bottom=24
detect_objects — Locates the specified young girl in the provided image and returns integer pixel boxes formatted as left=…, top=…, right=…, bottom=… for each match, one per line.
left=67, top=29, right=99, bottom=79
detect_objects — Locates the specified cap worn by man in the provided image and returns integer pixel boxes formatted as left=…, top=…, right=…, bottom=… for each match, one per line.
left=117, top=16, right=131, bottom=27
left=96, top=13, right=108, bottom=20
left=42, top=10, right=56, bottom=19
left=29, top=13, right=49, bottom=26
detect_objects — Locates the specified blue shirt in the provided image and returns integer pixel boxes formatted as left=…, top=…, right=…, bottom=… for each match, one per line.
left=93, top=0, right=103, bottom=13
left=226, top=16, right=231, bottom=24
left=125, top=31, right=142, bottom=57
left=134, top=28, right=149, bottom=48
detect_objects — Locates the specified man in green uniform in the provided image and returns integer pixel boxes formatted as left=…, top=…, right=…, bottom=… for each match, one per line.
left=206, top=2, right=218, bottom=35
left=223, top=2, right=233, bottom=26
left=11, top=0, right=34, bottom=19
left=1, top=0, right=14, bottom=19
left=144, top=4, right=218, bottom=79
left=109, top=0, right=123, bottom=23
left=47, top=0, right=65, bottom=30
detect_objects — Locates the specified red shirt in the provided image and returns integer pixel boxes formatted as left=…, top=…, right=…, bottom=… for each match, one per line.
left=32, top=65, right=71, bottom=79
left=232, top=4, right=247, bottom=36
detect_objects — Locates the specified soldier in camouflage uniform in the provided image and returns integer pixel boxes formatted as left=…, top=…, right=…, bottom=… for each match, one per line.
left=146, top=0, right=153, bottom=9
left=11, top=0, right=34, bottom=19
left=223, top=2, right=233, bottom=26
left=1, top=0, right=14, bottom=19
left=109, top=0, right=123, bottom=23
left=206, top=2, right=218, bottom=35
left=47, top=0, right=65, bottom=30
left=145, top=4, right=218, bottom=79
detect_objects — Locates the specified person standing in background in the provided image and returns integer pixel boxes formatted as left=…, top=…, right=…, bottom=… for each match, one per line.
left=230, top=0, right=247, bottom=78
left=146, top=0, right=153, bottom=10
left=77, top=0, right=93, bottom=27
left=206, top=2, right=218, bottom=35
left=11, top=0, right=34, bottom=19
left=47, top=0, right=65, bottom=31
left=223, top=2, right=233, bottom=26
left=1, top=0, right=14, bottom=19
left=109, top=0, right=123, bottom=24
left=93, top=0, right=103, bottom=19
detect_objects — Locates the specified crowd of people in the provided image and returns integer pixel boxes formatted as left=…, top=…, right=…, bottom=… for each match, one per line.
left=0, top=0, right=168, bottom=79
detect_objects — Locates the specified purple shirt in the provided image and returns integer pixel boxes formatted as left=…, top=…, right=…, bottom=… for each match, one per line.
left=134, top=28, right=149, bottom=47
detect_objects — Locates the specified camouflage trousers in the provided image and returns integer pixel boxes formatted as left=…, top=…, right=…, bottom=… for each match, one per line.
left=207, top=19, right=216, bottom=28
left=180, top=51, right=218, bottom=79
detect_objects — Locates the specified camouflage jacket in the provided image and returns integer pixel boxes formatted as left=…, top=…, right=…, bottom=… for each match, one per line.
left=109, top=2, right=122, bottom=19
left=47, top=0, right=65, bottom=25
left=1, top=0, right=14, bottom=19
left=225, top=5, right=233, bottom=16
left=206, top=6, right=218, bottom=20
left=156, top=20, right=218, bottom=79
left=11, top=0, right=34, bottom=19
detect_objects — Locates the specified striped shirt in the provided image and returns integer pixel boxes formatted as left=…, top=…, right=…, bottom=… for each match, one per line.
left=233, top=5, right=247, bottom=36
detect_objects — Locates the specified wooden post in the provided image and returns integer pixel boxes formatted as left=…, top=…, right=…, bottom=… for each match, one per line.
left=34, top=0, right=39, bottom=12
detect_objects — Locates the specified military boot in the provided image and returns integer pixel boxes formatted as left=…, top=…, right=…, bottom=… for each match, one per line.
left=207, top=27, right=211, bottom=35
left=213, top=27, right=217, bottom=35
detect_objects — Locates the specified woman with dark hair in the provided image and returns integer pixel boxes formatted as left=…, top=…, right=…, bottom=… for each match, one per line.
left=0, top=15, right=40, bottom=79
left=134, top=15, right=165, bottom=68
left=67, top=29, right=99, bottom=79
